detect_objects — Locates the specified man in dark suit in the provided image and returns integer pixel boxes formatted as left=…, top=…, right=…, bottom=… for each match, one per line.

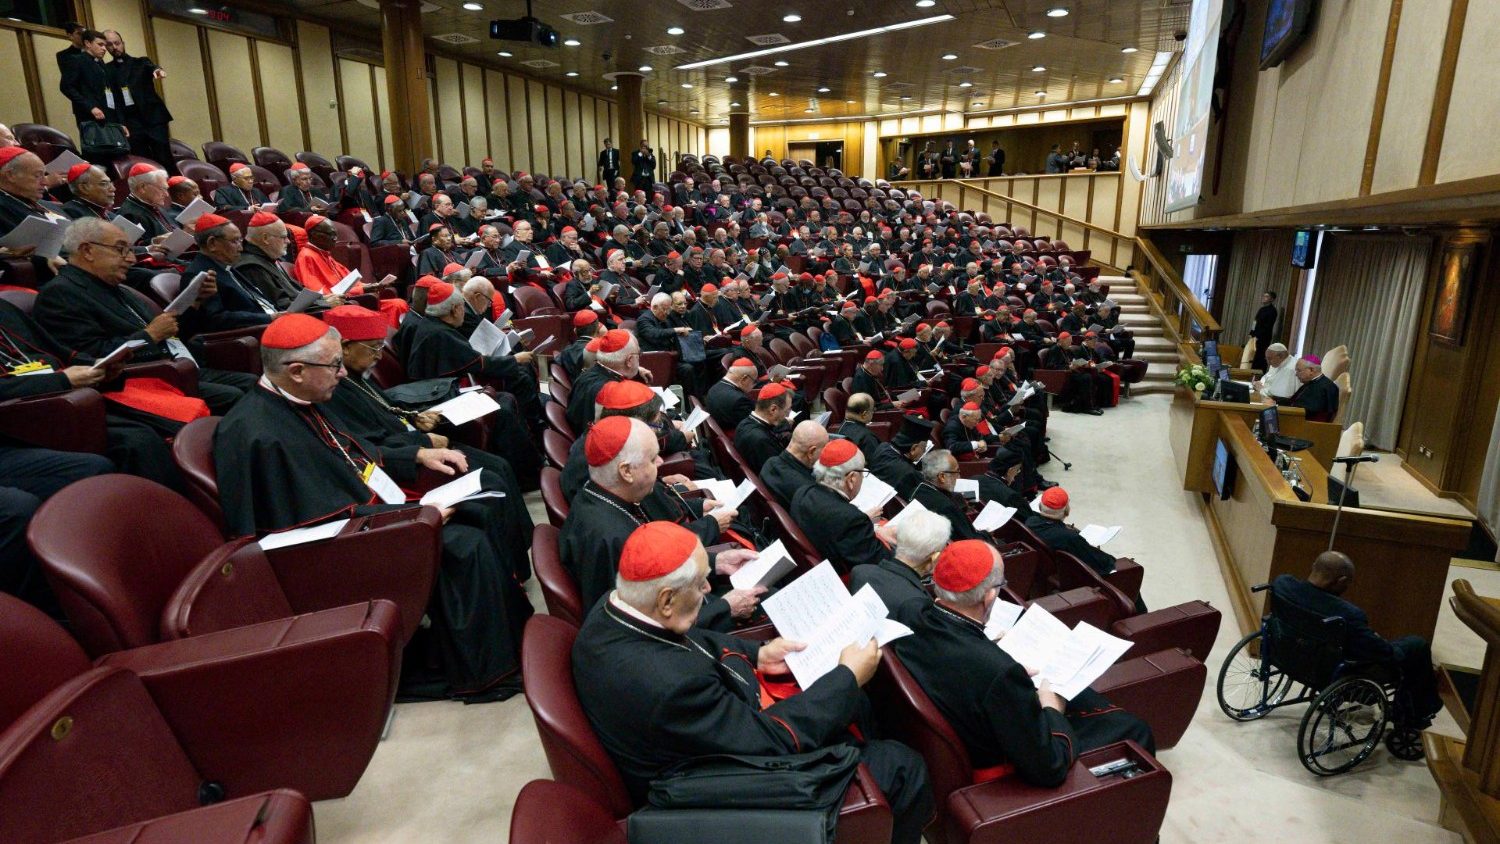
left=1023, top=487, right=1143, bottom=613
left=55, top=22, right=87, bottom=76
left=790, top=439, right=889, bottom=574
left=103, top=31, right=173, bottom=170
left=596, top=137, right=620, bottom=186
left=1251, top=290, right=1279, bottom=372
left=1274, top=356, right=1340, bottom=423
left=760, top=419, right=826, bottom=507
left=630, top=140, right=655, bottom=192
left=1271, top=551, right=1442, bottom=727
left=706, top=356, right=758, bottom=430
left=181, top=214, right=278, bottom=330
left=369, top=195, right=417, bottom=246
left=732, top=382, right=793, bottom=475
left=59, top=29, right=118, bottom=159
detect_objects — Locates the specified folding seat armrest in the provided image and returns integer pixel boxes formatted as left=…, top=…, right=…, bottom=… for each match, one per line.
left=659, top=452, right=697, bottom=479
left=1029, top=587, right=1113, bottom=630
left=1091, top=649, right=1206, bottom=751
left=834, top=762, right=893, bottom=844
left=1111, top=600, right=1220, bottom=663
left=58, top=789, right=314, bottom=844
left=0, top=389, right=108, bottom=454
left=945, top=741, right=1170, bottom=844
left=1053, top=554, right=1134, bottom=622
left=97, top=601, right=403, bottom=801
left=263, top=507, right=441, bottom=641
left=195, top=335, right=262, bottom=375
left=1107, top=557, right=1144, bottom=601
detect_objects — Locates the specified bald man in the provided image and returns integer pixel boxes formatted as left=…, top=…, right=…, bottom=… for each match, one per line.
left=1271, top=551, right=1441, bottom=727
left=760, top=420, right=828, bottom=507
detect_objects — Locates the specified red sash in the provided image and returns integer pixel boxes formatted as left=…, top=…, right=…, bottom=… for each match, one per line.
left=103, top=377, right=210, bottom=423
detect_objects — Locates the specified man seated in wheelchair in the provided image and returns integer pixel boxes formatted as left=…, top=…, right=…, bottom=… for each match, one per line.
left=1272, top=551, right=1443, bottom=728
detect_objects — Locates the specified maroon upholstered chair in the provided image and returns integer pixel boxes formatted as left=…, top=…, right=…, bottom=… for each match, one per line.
left=540, top=467, right=570, bottom=527
left=201, top=141, right=250, bottom=177
left=513, top=285, right=561, bottom=317
left=532, top=525, right=585, bottom=627
left=177, top=158, right=228, bottom=199
left=636, top=351, right=678, bottom=387
left=13, top=122, right=78, bottom=162
left=294, top=151, right=336, bottom=186
left=510, top=780, right=625, bottom=844
left=522, top=615, right=894, bottom=843
left=252, top=146, right=293, bottom=179
left=56, top=790, right=313, bottom=844
left=168, top=138, right=198, bottom=165
left=0, top=385, right=108, bottom=454
left=249, top=164, right=281, bottom=200
left=542, top=428, right=572, bottom=470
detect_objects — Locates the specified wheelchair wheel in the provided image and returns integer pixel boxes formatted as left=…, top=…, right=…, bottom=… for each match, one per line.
left=1298, top=677, right=1387, bottom=775
left=1217, top=630, right=1293, bottom=721
left=1385, top=726, right=1424, bottom=761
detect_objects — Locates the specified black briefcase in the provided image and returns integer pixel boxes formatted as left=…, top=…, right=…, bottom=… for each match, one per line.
left=627, top=807, right=828, bottom=844
left=80, top=122, right=130, bottom=160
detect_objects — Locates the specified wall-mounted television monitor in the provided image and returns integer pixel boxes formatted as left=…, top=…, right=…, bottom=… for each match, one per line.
left=1261, top=0, right=1319, bottom=70
left=1291, top=228, right=1320, bottom=269
left=1213, top=438, right=1237, bottom=499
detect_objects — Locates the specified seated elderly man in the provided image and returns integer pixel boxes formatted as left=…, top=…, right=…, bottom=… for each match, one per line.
left=1272, top=551, right=1442, bottom=727
left=291, top=215, right=407, bottom=325
left=558, top=310, right=604, bottom=381
left=566, top=328, right=640, bottom=433
left=1024, top=487, right=1144, bottom=611
left=1253, top=342, right=1298, bottom=400
left=236, top=212, right=321, bottom=311
left=211, top=162, right=270, bottom=212
left=369, top=195, right=418, bottom=246
left=890, top=540, right=1154, bottom=787
left=573, top=520, right=933, bottom=843
left=559, top=416, right=760, bottom=630
left=868, top=415, right=930, bottom=497
left=734, top=382, right=794, bottom=475
left=0, top=146, right=69, bottom=278
left=111, top=164, right=180, bottom=240
left=706, top=356, right=757, bottom=430
left=214, top=313, right=533, bottom=702
left=912, top=449, right=985, bottom=542
left=181, top=212, right=282, bottom=333
left=275, top=163, right=323, bottom=213
left=1272, top=355, right=1339, bottom=422
left=791, top=439, right=891, bottom=574
left=849, top=509, right=949, bottom=608
left=838, top=393, right=884, bottom=459
left=761, top=419, right=828, bottom=508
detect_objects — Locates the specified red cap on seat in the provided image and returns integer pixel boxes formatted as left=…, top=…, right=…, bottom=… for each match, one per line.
left=597, top=380, right=655, bottom=410
left=1040, top=487, right=1069, bottom=510
left=758, top=382, right=789, bottom=401
left=323, top=305, right=386, bottom=342
left=933, top=540, right=995, bottom=592
left=193, top=213, right=230, bottom=233
left=598, top=329, right=632, bottom=353
left=818, top=439, right=860, bottom=467
left=262, top=314, right=329, bottom=349
left=619, top=521, right=700, bottom=581
left=586, top=415, right=635, bottom=466
left=573, top=310, right=598, bottom=327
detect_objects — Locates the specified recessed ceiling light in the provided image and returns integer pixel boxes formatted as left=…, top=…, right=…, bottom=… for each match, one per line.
left=873, top=71, right=887, bottom=78
left=563, top=38, right=580, bottom=46
left=462, top=1, right=483, bottom=9
left=1035, top=90, right=1046, bottom=96
left=566, top=71, right=579, bottom=77
left=846, top=99, right=855, bottom=103
left=958, top=81, right=972, bottom=87
left=730, top=101, right=741, bottom=106
left=611, top=85, right=618, bottom=90
left=187, top=7, right=206, bottom=13
left=725, top=76, right=738, bottom=83
left=667, top=26, right=684, bottom=35
left=497, top=51, right=512, bottom=57
left=941, top=53, right=957, bottom=60
left=657, top=99, right=667, bottom=105
left=681, top=82, right=693, bottom=88
left=639, top=64, right=653, bottom=72
left=818, top=86, right=831, bottom=92
left=783, top=13, right=801, bottom=22
left=804, top=108, right=814, bottom=112
left=774, top=60, right=789, bottom=67
left=690, top=108, right=700, bottom=113
left=900, top=95, right=912, bottom=100
left=1046, top=7, right=1069, bottom=17
left=1031, top=65, right=1046, bottom=72
left=768, top=92, right=780, bottom=96
left=1108, top=76, right=1123, bottom=83
left=916, top=0, right=935, bottom=6
left=1121, top=46, right=1138, bottom=53
left=1028, top=31, right=1046, bottom=39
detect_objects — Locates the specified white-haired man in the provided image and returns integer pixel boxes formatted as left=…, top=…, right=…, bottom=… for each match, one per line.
left=791, top=438, right=890, bottom=574
left=559, top=417, right=760, bottom=631
left=1273, top=355, right=1339, bottom=423
left=213, top=312, right=533, bottom=702
left=849, top=508, right=951, bottom=607
left=1023, top=487, right=1139, bottom=609
left=572, top=520, right=934, bottom=844
left=236, top=211, right=317, bottom=310
left=113, top=163, right=180, bottom=240
left=275, top=163, right=322, bottom=214
left=565, top=328, right=641, bottom=433
left=0, top=147, right=68, bottom=274
left=1253, top=342, right=1298, bottom=400
left=889, top=540, right=1153, bottom=787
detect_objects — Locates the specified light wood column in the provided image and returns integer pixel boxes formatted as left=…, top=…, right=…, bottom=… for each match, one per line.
left=614, top=72, right=645, bottom=180
left=380, top=0, right=433, bottom=174
left=729, top=112, right=750, bottom=159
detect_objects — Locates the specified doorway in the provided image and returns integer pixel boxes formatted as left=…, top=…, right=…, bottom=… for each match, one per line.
left=788, top=140, right=843, bottom=171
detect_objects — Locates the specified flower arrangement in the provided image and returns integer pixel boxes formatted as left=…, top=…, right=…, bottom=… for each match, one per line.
left=1175, top=363, right=1216, bottom=393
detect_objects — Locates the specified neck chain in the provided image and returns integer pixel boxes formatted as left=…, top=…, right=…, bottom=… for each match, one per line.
left=605, top=604, right=748, bottom=687
left=584, top=484, right=646, bottom=525
left=350, top=375, right=418, bottom=420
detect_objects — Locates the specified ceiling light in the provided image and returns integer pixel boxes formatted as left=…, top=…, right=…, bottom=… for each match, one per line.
left=657, top=99, right=667, bottom=105
left=673, top=14, right=954, bottom=70
left=462, top=2, right=483, bottom=9
left=639, top=64, right=653, bottom=72
left=1121, top=46, right=1138, bottom=53
left=563, top=39, right=580, bottom=47
left=187, top=7, right=206, bottom=13
left=900, top=95, right=912, bottom=100
left=941, top=53, right=957, bottom=60
left=681, top=82, right=693, bottom=88
left=1028, top=31, right=1046, bottom=39
left=873, top=71, right=887, bottom=78
left=783, top=13, right=801, bottom=22
left=804, top=108, right=814, bottom=112
left=958, top=81, right=972, bottom=87
left=690, top=108, right=700, bottom=113
left=774, top=60, right=789, bottom=67
left=667, top=26, right=684, bottom=35
left=1035, top=90, right=1046, bottom=96
left=1108, top=77, right=1123, bottom=84
left=1031, top=65, right=1046, bottom=72
left=611, top=85, right=618, bottom=90
left=846, top=99, right=855, bottom=103
left=916, top=0, right=935, bottom=6
left=730, top=101, right=741, bottom=106
left=725, top=76, right=738, bottom=83
left=1137, top=50, right=1172, bottom=96
left=1046, top=7, right=1069, bottom=17
left=768, top=92, right=780, bottom=96
left=566, top=71, right=579, bottom=77
left=818, top=86, right=831, bottom=93
left=497, top=51, right=512, bottom=57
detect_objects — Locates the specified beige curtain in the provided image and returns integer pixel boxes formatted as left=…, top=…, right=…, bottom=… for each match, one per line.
left=1480, top=399, right=1500, bottom=560
left=1222, top=229, right=1298, bottom=346
left=1304, top=234, right=1433, bottom=450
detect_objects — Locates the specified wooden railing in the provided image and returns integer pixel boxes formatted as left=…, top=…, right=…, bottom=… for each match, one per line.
left=892, top=178, right=1135, bottom=271
left=1130, top=235, right=1220, bottom=346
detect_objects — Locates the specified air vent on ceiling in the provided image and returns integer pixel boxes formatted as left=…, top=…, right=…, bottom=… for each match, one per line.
left=676, top=0, right=732, bottom=10
left=946, top=65, right=982, bottom=75
left=522, top=58, right=560, bottom=68
left=559, top=11, right=614, bottom=25
left=884, top=81, right=915, bottom=91
left=646, top=44, right=687, bottom=55
left=739, top=65, right=778, bottom=75
left=746, top=33, right=790, bottom=46
left=431, top=32, right=479, bottom=45
left=973, top=37, right=1018, bottom=50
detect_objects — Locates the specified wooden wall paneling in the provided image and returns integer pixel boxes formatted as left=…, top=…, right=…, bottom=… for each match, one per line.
left=1420, top=0, right=1469, bottom=185
left=527, top=80, right=547, bottom=174
left=572, top=92, right=587, bottom=179
left=257, top=41, right=304, bottom=155
left=1034, top=178, right=1062, bottom=239
left=206, top=31, right=258, bottom=150
left=33, top=33, right=79, bottom=137
left=708, top=127, right=728, bottom=157
left=506, top=74, right=529, bottom=174
left=1434, top=0, right=1497, bottom=185
left=462, top=62, right=486, bottom=164
left=338, top=59, right=379, bottom=169
left=295, top=21, right=340, bottom=157
left=432, top=56, right=462, bottom=166
left=1373, top=0, right=1449, bottom=193
left=247, top=40, right=269, bottom=147
left=1360, top=0, right=1405, bottom=196
left=581, top=95, right=598, bottom=181
left=545, top=85, right=564, bottom=178
left=427, top=76, right=439, bottom=165
left=484, top=70, right=510, bottom=169
left=0, top=29, right=33, bottom=125
left=16, top=31, right=45, bottom=127
left=150, top=20, right=211, bottom=152
left=372, top=65, right=392, bottom=171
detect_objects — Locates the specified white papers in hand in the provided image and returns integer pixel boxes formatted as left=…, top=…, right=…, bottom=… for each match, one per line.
left=331, top=269, right=361, bottom=296
left=43, top=150, right=87, bottom=175
left=850, top=473, right=897, bottom=514
left=883, top=498, right=928, bottom=533
left=695, top=477, right=737, bottom=502
left=953, top=477, right=978, bottom=499
left=652, top=386, right=680, bottom=410
left=1007, top=383, right=1036, bottom=407
left=469, top=319, right=505, bottom=356
left=286, top=287, right=322, bottom=313
left=973, top=501, right=1017, bottom=533
left=160, top=227, right=195, bottom=258
left=464, top=249, right=486, bottom=269
left=762, top=561, right=847, bottom=642
left=995, top=605, right=1132, bottom=699
left=681, top=405, right=711, bottom=434
left=531, top=335, right=557, bottom=355
left=164, top=271, right=209, bottom=315
left=173, top=197, right=214, bottom=228
left=109, top=215, right=146, bottom=246
left=0, top=216, right=69, bottom=259
left=91, top=339, right=148, bottom=370
left=259, top=519, right=349, bottom=550
left=1078, top=524, right=1121, bottom=548
left=763, top=563, right=911, bottom=687
left=715, top=478, right=756, bottom=513
left=419, top=469, right=505, bottom=509
left=984, top=600, right=1024, bottom=640
left=730, top=539, right=798, bottom=590
left=996, top=604, right=1074, bottom=683
left=429, top=390, right=501, bottom=425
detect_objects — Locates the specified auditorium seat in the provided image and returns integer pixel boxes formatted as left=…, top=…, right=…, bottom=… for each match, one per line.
left=868, top=648, right=1172, bottom=844
left=13, top=122, right=78, bottom=163
left=0, top=380, right=109, bottom=455
left=543, top=428, right=572, bottom=469
left=168, top=138, right=198, bottom=167
left=56, top=790, right=314, bottom=844
left=1322, top=344, right=1349, bottom=381
left=252, top=146, right=293, bottom=179
left=521, top=615, right=894, bottom=844
left=532, top=525, right=585, bottom=626
left=201, top=141, right=250, bottom=177
left=295, top=151, right=336, bottom=186
left=637, top=350, right=678, bottom=386
left=249, top=164, right=281, bottom=200
left=510, top=780, right=624, bottom=844
left=540, top=467, right=570, bottom=527
left=177, top=159, right=228, bottom=199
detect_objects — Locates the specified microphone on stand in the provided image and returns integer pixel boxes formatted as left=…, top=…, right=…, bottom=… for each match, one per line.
left=1331, top=455, right=1379, bottom=465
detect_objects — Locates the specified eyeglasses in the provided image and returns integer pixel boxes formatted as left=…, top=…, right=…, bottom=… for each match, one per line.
left=344, top=341, right=384, bottom=354
left=82, top=241, right=133, bottom=256
left=290, top=358, right=345, bottom=372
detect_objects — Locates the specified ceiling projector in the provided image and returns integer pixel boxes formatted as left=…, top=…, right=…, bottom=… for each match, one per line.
left=490, top=16, right=559, bottom=47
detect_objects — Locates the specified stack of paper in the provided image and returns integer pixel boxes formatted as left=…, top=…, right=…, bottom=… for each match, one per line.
left=160, top=227, right=195, bottom=258
left=652, top=386, right=680, bottom=410
left=429, top=390, right=501, bottom=425
left=469, top=320, right=505, bottom=356
left=954, top=477, right=979, bottom=500
left=331, top=270, right=362, bottom=296
left=164, top=272, right=209, bottom=315
left=972, top=501, right=1017, bottom=532
left=173, top=197, right=214, bottom=228
left=882, top=498, right=929, bottom=533
left=680, top=405, right=711, bottom=434
left=729, top=539, right=798, bottom=590
left=695, top=477, right=738, bottom=502
left=0, top=216, right=70, bottom=260
left=762, top=562, right=913, bottom=687
left=1078, top=525, right=1122, bottom=548
left=710, top=478, right=756, bottom=512
left=43, top=150, right=87, bottom=176
left=91, top=339, right=149, bottom=370
left=995, top=605, right=1133, bottom=699
left=419, top=469, right=506, bottom=509
left=850, top=473, right=897, bottom=513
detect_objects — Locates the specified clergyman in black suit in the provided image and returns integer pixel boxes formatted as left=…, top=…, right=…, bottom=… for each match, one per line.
left=597, top=137, right=621, bottom=186
left=103, top=31, right=174, bottom=171
left=1251, top=290, right=1279, bottom=372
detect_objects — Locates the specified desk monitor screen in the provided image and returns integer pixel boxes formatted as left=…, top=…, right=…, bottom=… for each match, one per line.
left=1259, top=405, right=1281, bottom=441
left=1219, top=379, right=1251, bottom=403
left=1202, top=339, right=1219, bottom=362
left=1212, top=438, right=1236, bottom=499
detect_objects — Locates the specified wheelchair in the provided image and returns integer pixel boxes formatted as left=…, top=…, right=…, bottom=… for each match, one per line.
left=1215, top=582, right=1425, bottom=775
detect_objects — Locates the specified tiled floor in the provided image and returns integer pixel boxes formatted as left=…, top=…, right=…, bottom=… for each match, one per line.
left=315, top=394, right=1476, bottom=843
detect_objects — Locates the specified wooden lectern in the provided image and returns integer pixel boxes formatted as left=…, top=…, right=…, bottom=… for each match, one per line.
left=1428, top=580, right=1500, bottom=842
